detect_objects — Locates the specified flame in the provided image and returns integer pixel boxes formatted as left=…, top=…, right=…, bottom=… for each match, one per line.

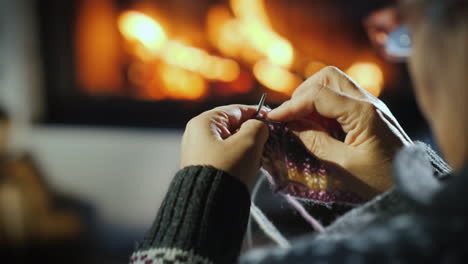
left=207, top=2, right=300, bottom=96
left=230, top=0, right=271, bottom=28
left=159, top=64, right=207, bottom=100
left=230, top=0, right=294, bottom=67
left=118, top=11, right=167, bottom=55
left=119, top=10, right=241, bottom=84
left=161, top=41, right=240, bottom=82
left=253, top=60, right=302, bottom=94
left=206, top=5, right=241, bottom=58
left=346, top=62, right=384, bottom=97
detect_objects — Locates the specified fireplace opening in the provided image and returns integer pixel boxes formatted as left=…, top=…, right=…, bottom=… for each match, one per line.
left=38, top=0, right=413, bottom=129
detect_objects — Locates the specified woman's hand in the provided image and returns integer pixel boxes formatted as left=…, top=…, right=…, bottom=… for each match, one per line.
left=268, top=66, right=412, bottom=193
left=180, top=105, right=269, bottom=187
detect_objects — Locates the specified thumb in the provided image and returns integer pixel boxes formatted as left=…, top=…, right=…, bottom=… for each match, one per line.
left=294, top=129, right=350, bottom=168
left=228, top=119, right=269, bottom=148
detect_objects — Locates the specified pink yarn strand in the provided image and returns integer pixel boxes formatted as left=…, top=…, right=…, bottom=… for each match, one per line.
left=260, top=168, right=325, bottom=233
left=283, top=194, right=325, bottom=233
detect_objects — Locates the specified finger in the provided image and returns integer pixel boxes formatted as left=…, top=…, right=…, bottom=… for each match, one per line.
left=293, top=66, right=368, bottom=101
left=268, top=84, right=366, bottom=133
left=200, top=105, right=258, bottom=140
left=207, top=104, right=258, bottom=132
left=227, top=119, right=269, bottom=148
left=319, top=66, right=368, bottom=98
left=294, top=129, right=351, bottom=167
left=267, top=99, right=307, bottom=121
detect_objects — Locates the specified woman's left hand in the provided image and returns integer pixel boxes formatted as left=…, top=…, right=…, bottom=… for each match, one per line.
left=180, top=105, right=269, bottom=187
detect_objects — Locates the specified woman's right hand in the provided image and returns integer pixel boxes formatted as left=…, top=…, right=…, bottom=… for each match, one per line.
left=268, top=66, right=412, bottom=193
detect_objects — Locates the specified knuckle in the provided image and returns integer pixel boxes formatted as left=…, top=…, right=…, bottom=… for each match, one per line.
left=212, top=104, right=232, bottom=112
left=310, top=82, right=327, bottom=102
left=322, top=66, right=341, bottom=76
left=359, top=101, right=376, bottom=114
left=219, top=110, right=231, bottom=120
left=357, top=101, right=378, bottom=123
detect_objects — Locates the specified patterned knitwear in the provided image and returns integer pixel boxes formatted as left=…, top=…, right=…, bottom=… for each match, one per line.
left=260, top=112, right=374, bottom=206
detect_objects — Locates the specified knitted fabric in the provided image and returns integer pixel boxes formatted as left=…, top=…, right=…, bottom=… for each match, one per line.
left=136, top=166, right=251, bottom=264
left=241, top=142, right=457, bottom=264
left=260, top=112, right=366, bottom=206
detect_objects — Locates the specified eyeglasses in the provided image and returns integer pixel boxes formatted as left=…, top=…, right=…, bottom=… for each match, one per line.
left=385, top=25, right=412, bottom=61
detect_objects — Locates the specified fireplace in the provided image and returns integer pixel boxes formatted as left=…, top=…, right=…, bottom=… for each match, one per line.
left=37, top=0, right=403, bottom=128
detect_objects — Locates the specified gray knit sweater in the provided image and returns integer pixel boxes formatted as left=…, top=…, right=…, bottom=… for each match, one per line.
left=130, top=142, right=468, bottom=263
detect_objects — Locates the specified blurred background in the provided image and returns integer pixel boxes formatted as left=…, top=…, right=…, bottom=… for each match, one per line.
left=0, top=0, right=437, bottom=262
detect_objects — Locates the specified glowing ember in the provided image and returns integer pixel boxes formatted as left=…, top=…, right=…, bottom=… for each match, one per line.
left=346, top=62, right=384, bottom=97
left=253, top=60, right=302, bottom=95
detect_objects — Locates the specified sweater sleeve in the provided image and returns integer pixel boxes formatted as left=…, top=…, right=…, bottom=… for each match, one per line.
left=130, top=166, right=251, bottom=264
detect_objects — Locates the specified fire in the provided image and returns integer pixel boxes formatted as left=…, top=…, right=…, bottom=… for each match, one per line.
left=253, top=60, right=302, bottom=95
left=159, top=64, right=207, bottom=100
left=206, top=1, right=298, bottom=94
left=346, top=62, right=384, bottom=97
left=230, top=0, right=294, bottom=68
left=117, top=3, right=298, bottom=100
left=208, top=1, right=295, bottom=68
left=116, top=9, right=245, bottom=100
left=119, top=10, right=240, bottom=86
left=161, top=41, right=240, bottom=82
left=79, top=3, right=389, bottom=103
left=266, top=41, right=294, bottom=68
left=206, top=5, right=242, bottom=58
left=118, top=11, right=167, bottom=55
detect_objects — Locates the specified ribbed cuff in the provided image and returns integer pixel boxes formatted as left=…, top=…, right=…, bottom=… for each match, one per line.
left=138, top=166, right=251, bottom=264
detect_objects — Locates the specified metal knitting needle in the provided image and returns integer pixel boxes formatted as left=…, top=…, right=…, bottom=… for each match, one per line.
left=255, top=93, right=283, bottom=125
left=255, top=93, right=267, bottom=117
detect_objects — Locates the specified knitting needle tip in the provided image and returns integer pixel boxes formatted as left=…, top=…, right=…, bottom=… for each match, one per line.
left=256, top=93, right=267, bottom=117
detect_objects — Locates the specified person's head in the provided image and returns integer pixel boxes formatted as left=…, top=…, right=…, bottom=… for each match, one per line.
left=402, top=0, right=468, bottom=170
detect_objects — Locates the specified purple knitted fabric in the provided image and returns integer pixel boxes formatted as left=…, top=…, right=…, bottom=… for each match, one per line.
left=260, top=112, right=367, bottom=207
